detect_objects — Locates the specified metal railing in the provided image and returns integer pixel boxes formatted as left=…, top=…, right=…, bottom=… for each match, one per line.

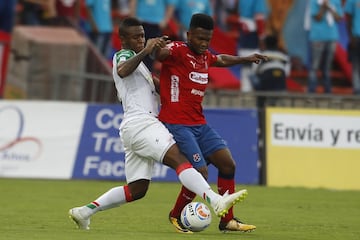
left=52, top=69, right=360, bottom=109
left=51, top=30, right=117, bottom=103
left=52, top=70, right=116, bottom=102
left=204, top=89, right=360, bottom=110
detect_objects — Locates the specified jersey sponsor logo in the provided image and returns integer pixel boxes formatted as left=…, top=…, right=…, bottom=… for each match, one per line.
left=191, top=88, right=205, bottom=97
left=189, top=72, right=208, bottom=84
left=171, top=75, right=180, bottom=102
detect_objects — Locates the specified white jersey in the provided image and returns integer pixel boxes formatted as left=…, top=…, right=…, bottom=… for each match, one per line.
left=112, top=49, right=160, bottom=126
left=112, top=49, right=176, bottom=182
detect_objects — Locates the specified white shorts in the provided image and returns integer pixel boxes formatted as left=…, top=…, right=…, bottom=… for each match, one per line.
left=119, top=116, right=176, bottom=183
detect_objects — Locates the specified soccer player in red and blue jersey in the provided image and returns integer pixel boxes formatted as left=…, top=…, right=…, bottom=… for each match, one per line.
left=153, top=13, right=267, bottom=233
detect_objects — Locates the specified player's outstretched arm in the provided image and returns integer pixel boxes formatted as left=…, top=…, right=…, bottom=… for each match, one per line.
left=213, top=53, right=268, bottom=67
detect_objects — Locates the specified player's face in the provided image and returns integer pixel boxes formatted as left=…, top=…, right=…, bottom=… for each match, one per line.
left=187, top=28, right=213, bottom=55
left=121, top=26, right=146, bottom=53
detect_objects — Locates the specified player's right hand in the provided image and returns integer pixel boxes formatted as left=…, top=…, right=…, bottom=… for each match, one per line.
left=146, top=36, right=171, bottom=55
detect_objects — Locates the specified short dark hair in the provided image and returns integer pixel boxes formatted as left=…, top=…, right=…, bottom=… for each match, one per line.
left=189, top=13, right=214, bottom=30
left=118, top=17, right=142, bottom=36
left=264, top=35, right=279, bottom=50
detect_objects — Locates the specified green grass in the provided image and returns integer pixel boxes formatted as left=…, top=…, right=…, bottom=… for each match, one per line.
left=1, top=178, right=359, bottom=240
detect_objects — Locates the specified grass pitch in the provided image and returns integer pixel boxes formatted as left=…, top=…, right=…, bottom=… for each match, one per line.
left=1, top=178, right=359, bottom=240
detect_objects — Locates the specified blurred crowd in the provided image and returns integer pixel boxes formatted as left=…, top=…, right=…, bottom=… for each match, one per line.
left=0, top=0, right=359, bottom=95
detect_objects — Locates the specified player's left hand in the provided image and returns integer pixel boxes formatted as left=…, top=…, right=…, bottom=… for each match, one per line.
left=154, top=35, right=171, bottom=50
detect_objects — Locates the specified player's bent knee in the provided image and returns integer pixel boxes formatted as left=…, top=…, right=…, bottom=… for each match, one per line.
left=197, top=166, right=208, bottom=180
left=163, top=144, right=189, bottom=169
left=128, top=179, right=150, bottom=200
left=132, top=191, right=147, bottom=200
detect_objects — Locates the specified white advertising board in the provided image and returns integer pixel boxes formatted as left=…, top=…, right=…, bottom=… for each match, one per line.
left=0, top=100, right=86, bottom=179
left=266, top=107, right=360, bottom=190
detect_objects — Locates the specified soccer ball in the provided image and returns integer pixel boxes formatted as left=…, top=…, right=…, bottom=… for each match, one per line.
left=180, top=202, right=212, bottom=232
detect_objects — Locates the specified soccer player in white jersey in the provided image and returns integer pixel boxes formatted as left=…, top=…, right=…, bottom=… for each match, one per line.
left=68, top=17, right=249, bottom=231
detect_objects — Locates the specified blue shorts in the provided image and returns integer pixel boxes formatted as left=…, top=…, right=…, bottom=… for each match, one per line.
left=163, top=123, right=227, bottom=169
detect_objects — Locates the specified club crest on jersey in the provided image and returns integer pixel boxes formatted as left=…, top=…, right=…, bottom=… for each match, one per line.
left=193, top=153, right=201, bottom=162
left=189, top=72, right=208, bottom=84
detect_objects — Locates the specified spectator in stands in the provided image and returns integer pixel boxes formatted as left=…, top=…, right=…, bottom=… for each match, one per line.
left=236, top=0, right=268, bottom=92
left=84, top=0, right=113, bottom=59
left=250, top=35, right=290, bottom=91
left=250, top=35, right=290, bottom=108
left=266, top=0, right=295, bottom=51
left=112, top=0, right=130, bottom=19
left=307, top=0, right=343, bottom=94
left=42, top=0, right=57, bottom=25
left=174, top=0, right=213, bottom=40
left=17, top=0, right=58, bottom=25
left=0, top=0, right=17, bottom=33
left=129, top=0, right=177, bottom=71
left=17, top=0, right=45, bottom=25
left=54, top=0, right=81, bottom=27
left=345, top=0, right=360, bottom=95
left=213, top=0, right=237, bottom=31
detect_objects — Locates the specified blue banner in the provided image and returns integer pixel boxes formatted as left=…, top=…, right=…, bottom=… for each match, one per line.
left=72, top=104, right=259, bottom=184
left=205, top=109, right=259, bottom=184
left=72, top=104, right=125, bottom=180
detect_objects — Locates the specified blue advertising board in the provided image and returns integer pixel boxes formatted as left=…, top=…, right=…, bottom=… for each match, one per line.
left=72, top=104, right=125, bottom=180
left=205, top=109, right=259, bottom=184
left=72, top=104, right=259, bottom=184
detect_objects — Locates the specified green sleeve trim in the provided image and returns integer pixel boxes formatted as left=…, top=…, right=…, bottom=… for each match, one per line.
left=115, top=49, right=136, bottom=64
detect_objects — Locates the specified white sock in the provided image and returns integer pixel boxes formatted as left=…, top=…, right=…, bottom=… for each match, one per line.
left=178, top=168, right=221, bottom=206
left=81, top=186, right=127, bottom=217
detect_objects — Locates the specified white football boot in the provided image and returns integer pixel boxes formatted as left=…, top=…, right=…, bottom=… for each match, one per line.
left=213, top=189, right=248, bottom=217
left=69, top=207, right=90, bottom=230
